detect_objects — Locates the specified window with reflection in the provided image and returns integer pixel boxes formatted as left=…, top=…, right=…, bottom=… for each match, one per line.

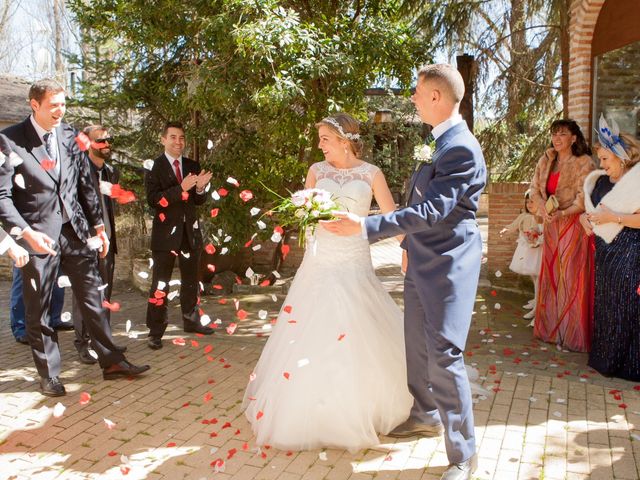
left=593, top=40, right=640, bottom=140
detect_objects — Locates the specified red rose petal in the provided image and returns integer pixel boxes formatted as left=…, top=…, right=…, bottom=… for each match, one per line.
left=207, top=264, right=216, bottom=272
left=283, top=305, right=292, bottom=314
left=79, top=392, right=91, bottom=405
left=204, top=345, right=213, bottom=354
left=107, top=450, right=117, bottom=457
left=242, top=442, right=249, bottom=451
left=41, top=158, right=56, bottom=170
left=281, top=244, right=290, bottom=260
left=274, top=225, right=284, bottom=235
left=102, top=300, right=120, bottom=312
left=236, top=309, right=248, bottom=320
left=218, top=188, right=228, bottom=197
left=210, top=208, right=219, bottom=218
left=490, top=290, right=497, bottom=296
left=256, top=411, right=264, bottom=420
left=120, top=466, right=130, bottom=475
left=222, top=421, right=232, bottom=429
left=181, top=191, right=189, bottom=201
left=167, top=442, right=177, bottom=447
left=75, top=132, right=91, bottom=151
left=158, top=197, right=169, bottom=207
left=283, top=372, right=290, bottom=380
left=239, top=190, right=253, bottom=202
left=159, top=213, right=166, bottom=222
left=619, top=403, right=628, bottom=409
left=204, top=392, right=213, bottom=402
left=191, top=340, right=199, bottom=348
left=338, top=333, right=346, bottom=341
left=205, top=243, right=216, bottom=255
left=172, top=337, right=186, bottom=346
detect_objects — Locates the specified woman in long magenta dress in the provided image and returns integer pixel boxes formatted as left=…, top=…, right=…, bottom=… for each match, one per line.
left=529, top=119, right=595, bottom=352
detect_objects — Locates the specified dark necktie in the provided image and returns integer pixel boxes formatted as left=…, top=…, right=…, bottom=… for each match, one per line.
left=173, top=159, right=183, bottom=183
left=43, top=132, right=58, bottom=164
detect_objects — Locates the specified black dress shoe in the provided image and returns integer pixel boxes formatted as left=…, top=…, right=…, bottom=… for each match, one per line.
left=184, top=324, right=215, bottom=335
left=15, top=336, right=29, bottom=345
left=78, top=349, right=98, bottom=365
left=53, top=323, right=74, bottom=331
left=440, top=454, right=477, bottom=480
left=114, top=344, right=127, bottom=353
left=40, top=377, right=66, bottom=397
left=386, top=418, right=444, bottom=438
left=147, top=337, right=163, bottom=350
left=103, top=360, right=150, bottom=380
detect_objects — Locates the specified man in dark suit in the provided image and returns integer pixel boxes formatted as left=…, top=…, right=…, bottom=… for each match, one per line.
left=145, top=122, right=213, bottom=349
left=323, top=64, right=485, bottom=480
left=0, top=79, right=150, bottom=397
left=72, top=125, right=122, bottom=364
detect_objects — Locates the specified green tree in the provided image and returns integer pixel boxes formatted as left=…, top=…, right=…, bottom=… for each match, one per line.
left=401, top=0, right=571, bottom=181
left=68, top=0, right=430, bottom=254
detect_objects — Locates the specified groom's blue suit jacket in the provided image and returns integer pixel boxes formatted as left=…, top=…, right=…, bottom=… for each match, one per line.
left=365, top=122, right=486, bottom=350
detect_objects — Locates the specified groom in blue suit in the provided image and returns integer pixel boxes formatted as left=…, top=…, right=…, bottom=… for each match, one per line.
left=323, top=64, right=485, bottom=480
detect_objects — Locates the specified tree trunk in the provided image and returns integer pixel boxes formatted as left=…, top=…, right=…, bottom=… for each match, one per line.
left=53, top=0, right=64, bottom=80
left=507, top=0, right=527, bottom=132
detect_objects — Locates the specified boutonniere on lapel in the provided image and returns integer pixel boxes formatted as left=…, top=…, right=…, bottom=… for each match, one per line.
left=413, top=140, right=436, bottom=171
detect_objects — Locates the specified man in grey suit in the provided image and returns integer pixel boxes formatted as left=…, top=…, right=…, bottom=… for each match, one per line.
left=323, top=64, right=485, bottom=480
left=0, top=79, right=150, bottom=397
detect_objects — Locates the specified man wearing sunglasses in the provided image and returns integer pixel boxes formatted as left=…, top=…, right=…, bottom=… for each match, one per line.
left=71, top=125, right=124, bottom=364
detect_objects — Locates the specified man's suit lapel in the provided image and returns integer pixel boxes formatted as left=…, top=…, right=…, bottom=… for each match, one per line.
left=23, top=119, right=59, bottom=185
left=406, top=122, right=469, bottom=201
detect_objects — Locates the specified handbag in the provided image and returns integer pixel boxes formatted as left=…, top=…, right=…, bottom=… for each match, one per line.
left=545, top=195, right=559, bottom=214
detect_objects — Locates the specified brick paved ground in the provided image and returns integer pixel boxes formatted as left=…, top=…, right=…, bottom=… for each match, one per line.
left=1, top=227, right=639, bottom=479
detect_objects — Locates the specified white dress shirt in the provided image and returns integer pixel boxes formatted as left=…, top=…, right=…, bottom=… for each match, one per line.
left=165, top=152, right=183, bottom=180
left=30, top=115, right=60, bottom=175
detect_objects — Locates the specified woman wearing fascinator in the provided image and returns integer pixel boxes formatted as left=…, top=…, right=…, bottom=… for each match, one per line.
left=580, top=115, right=640, bottom=380
left=529, top=119, right=595, bottom=352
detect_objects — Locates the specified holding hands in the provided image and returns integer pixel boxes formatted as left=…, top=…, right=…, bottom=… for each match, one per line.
left=180, top=173, right=198, bottom=192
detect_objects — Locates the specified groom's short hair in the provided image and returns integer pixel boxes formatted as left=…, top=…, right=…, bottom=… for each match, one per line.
left=418, top=64, right=465, bottom=104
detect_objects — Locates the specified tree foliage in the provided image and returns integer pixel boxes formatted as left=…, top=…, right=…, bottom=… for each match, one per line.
left=68, top=0, right=430, bottom=251
left=401, top=0, right=569, bottom=181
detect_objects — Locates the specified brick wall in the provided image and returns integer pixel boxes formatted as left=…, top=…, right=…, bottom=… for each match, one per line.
left=487, top=182, right=532, bottom=288
left=568, top=0, right=605, bottom=137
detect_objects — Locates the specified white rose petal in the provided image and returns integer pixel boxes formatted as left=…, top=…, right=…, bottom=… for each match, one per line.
left=193, top=221, right=199, bottom=230
left=169, top=279, right=181, bottom=286
left=86, top=236, right=102, bottom=250
left=9, top=226, right=23, bottom=238
left=250, top=207, right=260, bottom=217
left=297, top=358, right=310, bottom=368
left=271, top=294, right=277, bottom=302
left=211, top=190, right=220, bottom=201
left=148, top=258, right=154, bottom=269
left=252, top=244, right=261, bottom=251
left=272, top=270, right=281, bottom=279
left=262, top=324, right=272, bottom=331
left=157, top=281, right=166, bottom=290
left=494, top=303, right=501, bottom=310
left=60, top=312, right=71, bottom=322
left=257, top=220, right=266, bottom=230
left=221, top=247, right=229, bottom=255
left=168, top=291, right=179, bottom=301
left=318, top=452, right=328, bottom=461
left=200, top=314, right=211, bottom=326
left=170, top=226, right=177, bottom=235
left=270, top=232, right=282, bottom=243
left=226, top=177, right=239, bottom=187
left=99, top=181, right=113, bottom=195
left=495, top=270, right=502, bottom=278
left=52, top=402, right=66, bottom=418
left=125, top=320, right=132, bottom=333
left=258, top=310, right=268, bottom=320
left=207, top=139, right=214, bottom=150
left=104, top=418, right=116, bottom=429
left=97, top=283, right=108, bottom=291
left=138, top=271, right=149, bottom=279
left=245, top=267, right=255, bottom=278
left=143, top=159, right=155, bottom=171
left=14, top=174, right=25, bottom=189
left=31, top=278, right=37, bottom=291
left=181, top=251, right=190, bottom=259
left=223, top=235, right=232, bottom=243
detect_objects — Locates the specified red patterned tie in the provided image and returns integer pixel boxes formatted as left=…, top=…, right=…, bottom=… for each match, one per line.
left=173, top=159, right=183, bottom=183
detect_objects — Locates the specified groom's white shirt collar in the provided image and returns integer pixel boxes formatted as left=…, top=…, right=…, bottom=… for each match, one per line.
left=431, top=114, right=463, bottom=140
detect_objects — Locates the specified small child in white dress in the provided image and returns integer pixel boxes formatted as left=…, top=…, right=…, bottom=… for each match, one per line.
left=500, top=191, right=543, bottom=322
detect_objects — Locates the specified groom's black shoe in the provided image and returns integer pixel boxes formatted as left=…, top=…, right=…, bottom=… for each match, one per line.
left=440, top=454, right=477, bottom=480
left=386, top=418, right=444, bottom=438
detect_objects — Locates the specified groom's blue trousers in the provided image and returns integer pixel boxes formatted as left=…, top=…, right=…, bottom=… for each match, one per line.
left=403, top=276, right=476, bottom=464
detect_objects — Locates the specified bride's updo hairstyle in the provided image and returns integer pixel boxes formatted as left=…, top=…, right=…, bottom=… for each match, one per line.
left=315, top=113, right=364, bottom=159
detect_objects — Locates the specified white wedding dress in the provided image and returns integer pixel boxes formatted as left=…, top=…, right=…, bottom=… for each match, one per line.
left=243, top=161, right=413, bottom=452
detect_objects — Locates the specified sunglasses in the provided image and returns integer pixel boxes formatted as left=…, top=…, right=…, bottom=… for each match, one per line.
left=94, top=137, right=114, bottom=144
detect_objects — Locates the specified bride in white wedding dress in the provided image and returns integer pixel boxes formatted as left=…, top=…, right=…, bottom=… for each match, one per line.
left=243, top=113, right=413, bottom=452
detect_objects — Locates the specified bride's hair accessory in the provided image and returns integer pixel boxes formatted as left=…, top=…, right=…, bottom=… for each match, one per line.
left=595, top=114, right=630, bottom=161
left=321, top=117, right=360, bottom=141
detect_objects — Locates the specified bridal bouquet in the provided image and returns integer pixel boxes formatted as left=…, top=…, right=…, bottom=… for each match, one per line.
left=264, top=187, right=340, bottom=247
